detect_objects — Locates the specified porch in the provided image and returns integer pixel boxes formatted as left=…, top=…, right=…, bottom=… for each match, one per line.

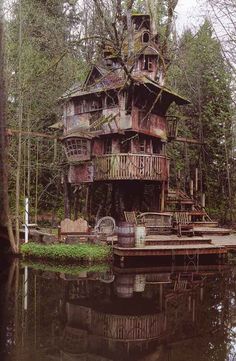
left=93, top=153, right=169, bottom=181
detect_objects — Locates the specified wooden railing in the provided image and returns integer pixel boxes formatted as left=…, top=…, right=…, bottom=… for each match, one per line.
left=94, top=153, right=169, bottom=181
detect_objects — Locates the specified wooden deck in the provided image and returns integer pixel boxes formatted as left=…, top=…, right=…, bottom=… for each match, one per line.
left=94, top=153, right=169, bottom=181
left=211, top=234, right=236, bottom=252
left=113, top=244, right=227, bottom=257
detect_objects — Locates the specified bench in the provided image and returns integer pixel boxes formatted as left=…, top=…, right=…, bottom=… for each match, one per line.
left=137, top=212, right=173, bottom=235
left=58, top=218, right=90, bottom=243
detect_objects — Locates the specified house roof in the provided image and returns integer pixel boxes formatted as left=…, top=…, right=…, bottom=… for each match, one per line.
left=62, top=130, right=94, bottom=140
left=137, top=76, right=190, bottom=105
left=61, top=65, right=190, bottom=106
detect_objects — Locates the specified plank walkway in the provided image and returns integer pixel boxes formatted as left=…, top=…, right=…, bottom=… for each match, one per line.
left=211, top=234, right=236, bottom=252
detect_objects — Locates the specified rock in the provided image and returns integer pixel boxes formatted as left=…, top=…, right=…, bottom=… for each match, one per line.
left=42, top=234, right=57, bottom=244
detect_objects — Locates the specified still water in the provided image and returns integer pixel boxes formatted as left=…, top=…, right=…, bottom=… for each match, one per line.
left=1, top=259, right=236, bottom=361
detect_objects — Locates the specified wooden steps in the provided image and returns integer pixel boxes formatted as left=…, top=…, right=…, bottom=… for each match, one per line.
left=191, top=221, right=218, bottom=228
left=194, top=227, right=231, bottom=236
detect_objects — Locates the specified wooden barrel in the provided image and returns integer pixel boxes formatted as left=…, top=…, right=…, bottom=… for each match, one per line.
left=135, top=225, right=146, bottom=247
left=115, top=275, right=134, bottom=298
left=117, top=222, right=135, bottom=248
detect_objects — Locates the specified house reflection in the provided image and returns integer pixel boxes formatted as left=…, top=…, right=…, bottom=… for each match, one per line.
left=60, top=265, right=229, bottom=361
left=2, top=262, right=236, bottom=361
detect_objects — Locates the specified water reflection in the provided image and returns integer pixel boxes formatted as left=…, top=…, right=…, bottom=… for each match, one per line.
left=1, top=261, right=236, bottom=361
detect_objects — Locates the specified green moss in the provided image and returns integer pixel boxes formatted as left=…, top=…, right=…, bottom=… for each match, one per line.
left=21, top=242, right=112, bottom=262
left=21, top=260, right=110, bottom=275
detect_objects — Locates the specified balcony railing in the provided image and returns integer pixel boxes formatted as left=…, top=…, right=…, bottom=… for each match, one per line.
left=94, top=153, right=169, bottom=181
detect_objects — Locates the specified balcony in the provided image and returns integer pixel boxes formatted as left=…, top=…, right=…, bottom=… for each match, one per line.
left=94, top=153, right=169, bottom=181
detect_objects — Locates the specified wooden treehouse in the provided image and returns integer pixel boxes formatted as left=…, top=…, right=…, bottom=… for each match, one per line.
left=61, top=14, right=189, bottom=221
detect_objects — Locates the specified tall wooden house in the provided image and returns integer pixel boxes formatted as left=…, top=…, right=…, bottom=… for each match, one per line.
left=61, top=14, right=189, bottom=220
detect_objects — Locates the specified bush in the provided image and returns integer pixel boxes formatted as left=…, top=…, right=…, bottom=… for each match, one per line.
left=21, top=242, right=111, bottom=262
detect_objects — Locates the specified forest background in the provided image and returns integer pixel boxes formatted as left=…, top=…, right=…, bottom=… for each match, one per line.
left=0, top=0, right=235, bottom=253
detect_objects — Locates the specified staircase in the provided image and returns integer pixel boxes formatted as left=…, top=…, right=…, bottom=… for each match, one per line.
left=166, top=188, right=218, bottom=226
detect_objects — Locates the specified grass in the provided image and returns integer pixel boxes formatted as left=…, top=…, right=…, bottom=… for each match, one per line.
left=21, top=260, right=110, bottom=275
left=21, top=242, right=112, bottom=262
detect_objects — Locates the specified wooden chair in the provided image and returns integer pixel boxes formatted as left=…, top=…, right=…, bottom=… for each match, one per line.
left=173, top=212, right=194, bottom=237
left=124, top=211, right=138, bottom=225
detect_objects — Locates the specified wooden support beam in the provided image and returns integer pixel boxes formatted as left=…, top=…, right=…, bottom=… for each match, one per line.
left=175, top=137, right=205, bottom=145
left=7, top=128, right=58, bottom=140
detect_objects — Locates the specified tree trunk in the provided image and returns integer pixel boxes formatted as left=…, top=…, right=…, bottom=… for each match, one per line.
left=63, top=169, right=71, bottom=219
left=0, top=3, right=17, bottom=253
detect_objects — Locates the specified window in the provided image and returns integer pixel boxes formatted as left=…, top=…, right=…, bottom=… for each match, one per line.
left=65, top=138, right=89, bottom=159
left=120, top=138, right=131, bottom=153
left=152, top=139, right=162, bottom=154
left=107, top=94, right=118, bottom=108
left=142, top=55, right=153, bottom=71
left=142, top=32, right=150, bottom=43
left=139, top=139, right=145, bottom=153
left=91, top=100, right=101, bottom=110
left=74, top=98, right=103, bottom=114
left=74, top=100, right=82, bottom=115
left=104, top=138, right=112, bottom=154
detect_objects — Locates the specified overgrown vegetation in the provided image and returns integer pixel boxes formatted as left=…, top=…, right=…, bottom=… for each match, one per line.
left=21, top=260, right=110, bottom=275
left=21, top=242, right=112, bottom=262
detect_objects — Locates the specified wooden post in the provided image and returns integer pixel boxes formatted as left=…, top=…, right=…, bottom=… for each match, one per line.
left=160, top=182, right=165, bottom=212
left=195, top=168, right=198, bottom=193
left=201, top=193, right=206, bottom=221
left=201, top=193, right=205, bottom=208
left=190, top=179, right=194, bottom=197
left=190, top=179, right=194, bottom=211
left=63, top=169, right=71, bottom=219
left=85, top=184, right=90, bottom=218
left=177, top=169, right=181, bottom=197
left=24, top=197, right=29, bottom=243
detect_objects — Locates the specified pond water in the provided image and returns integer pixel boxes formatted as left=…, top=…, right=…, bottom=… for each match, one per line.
left=1, top=259, right=236, bottom=361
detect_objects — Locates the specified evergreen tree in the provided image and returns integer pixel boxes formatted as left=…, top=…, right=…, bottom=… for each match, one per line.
left=167, top=20, right=234, bottom=222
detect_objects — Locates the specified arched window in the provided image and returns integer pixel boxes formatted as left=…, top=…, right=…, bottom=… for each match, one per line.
left=142, top=32, right=150, bottom=43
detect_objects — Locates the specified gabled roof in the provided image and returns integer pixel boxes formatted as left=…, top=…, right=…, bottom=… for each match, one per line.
left=83, top=65, right=108, bottom=89
left=61, top=65, right=124, bottom=99
left=136, top=76, right=190, bottom=105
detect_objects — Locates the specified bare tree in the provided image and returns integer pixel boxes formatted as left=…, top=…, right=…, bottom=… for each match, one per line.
left=207, top=0, right=236, bottom=74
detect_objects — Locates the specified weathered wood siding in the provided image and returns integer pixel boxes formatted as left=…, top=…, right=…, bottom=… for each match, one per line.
left=132, top=107, right=167, bottom=139
left=68, top=163, right=94, bottom=183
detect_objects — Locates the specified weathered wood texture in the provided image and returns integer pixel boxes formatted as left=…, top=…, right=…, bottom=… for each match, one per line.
left=64, top=111, right=170, bottom=140
left=94, top=153, right=169, bottom=181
